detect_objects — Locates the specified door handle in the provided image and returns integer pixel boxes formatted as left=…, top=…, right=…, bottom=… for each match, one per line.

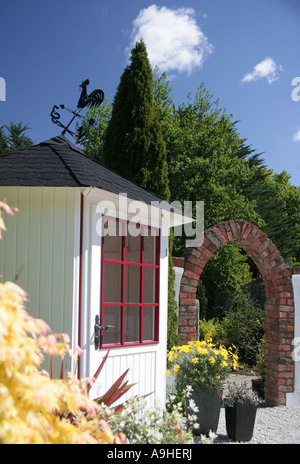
left=94, top=315, right=115, bottom=350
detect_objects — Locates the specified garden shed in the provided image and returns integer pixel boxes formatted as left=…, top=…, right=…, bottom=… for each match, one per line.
left=0, top=135, right=193, bottom=404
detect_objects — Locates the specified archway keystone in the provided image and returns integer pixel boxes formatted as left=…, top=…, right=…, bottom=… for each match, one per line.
left=179, top=220, right=295, bottom=406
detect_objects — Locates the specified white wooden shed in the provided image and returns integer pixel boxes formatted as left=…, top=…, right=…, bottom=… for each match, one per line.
left=0, top=135, right=192, bottom=404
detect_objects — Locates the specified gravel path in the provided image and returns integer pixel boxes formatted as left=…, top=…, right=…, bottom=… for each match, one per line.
left=213, top=373, right=300, bottom=444
left=215, top=405, right=300, bottom=444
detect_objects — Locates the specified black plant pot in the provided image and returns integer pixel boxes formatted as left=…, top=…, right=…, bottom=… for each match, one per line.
left=225, top=403, right=257, bottom=442
left=186, top=390, right=222, bottom=436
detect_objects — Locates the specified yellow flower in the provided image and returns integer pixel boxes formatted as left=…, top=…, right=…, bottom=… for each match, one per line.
left=209, top=357, right=216, bottom=364
left=221, top=361, right=228, bottom=368
left=168, top=350, right=174, bottom=362
left=166, top=369, right=170, bottom=376
left=197, top=347, right=208, bottom=355
left=180, top=346, right=191, bottom=353
left=204, top=331, right=212, bottom=343
left=173, top=365, right=180, bottom=375
left=192, top=357, right=199, bottom=364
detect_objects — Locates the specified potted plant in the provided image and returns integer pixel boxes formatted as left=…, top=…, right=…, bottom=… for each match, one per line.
left=167, top=334, right=238, bottom=436
left=223, top=381, right=264, bottom=442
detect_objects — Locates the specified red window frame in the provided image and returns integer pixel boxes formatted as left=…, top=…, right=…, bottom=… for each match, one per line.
left=100, top=217, right=160, bottom=348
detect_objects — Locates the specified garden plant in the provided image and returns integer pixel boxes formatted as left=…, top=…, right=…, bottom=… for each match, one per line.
left=167, top=334, right=238, bottom=393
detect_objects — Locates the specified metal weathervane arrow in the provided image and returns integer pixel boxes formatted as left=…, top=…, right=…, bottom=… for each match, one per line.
left=50, top=79, right=104, bottom=143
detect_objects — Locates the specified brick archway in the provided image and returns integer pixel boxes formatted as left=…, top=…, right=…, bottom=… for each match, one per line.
left=179, top=220, right=295, bottom=406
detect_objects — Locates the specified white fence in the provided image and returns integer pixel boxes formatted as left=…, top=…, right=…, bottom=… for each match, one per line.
left=287, top=275, right=300, bottom=406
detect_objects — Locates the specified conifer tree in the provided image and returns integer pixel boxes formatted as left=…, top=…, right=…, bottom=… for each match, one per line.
left=103, top=40, right=169, bottom=200
left=0, top=122, right=33, bottom=154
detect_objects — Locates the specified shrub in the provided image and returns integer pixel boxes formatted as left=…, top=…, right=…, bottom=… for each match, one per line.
left=99, top=396, right=193, bottom=444
left=224, top=381, right=265, bottom=407
left=222, top=291, right=265, bottom=366
left=98, top=393, right=215, bottom=444
left=198, top=318, right=227, bottom=344
left=167, top=336, right=238, bottom=392
left=0, top=281, right=123, bottom=444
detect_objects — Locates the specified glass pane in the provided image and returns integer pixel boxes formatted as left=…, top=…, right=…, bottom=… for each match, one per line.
left=125, top=234, right=141, bottom=263
left=103, top=262, right=122, bottom=302
left=102, top=306, right=121, bottom=345
left=144, top=233, right=158, bottom=265
left=143, top=267, right=157, bottom=303
left=103, top=219, right=123, bottom=260
left=124, top=306, right=140, bottom=343
left=143, top=306, right=156, bottom=341
left=125, top=265, right=141, bottom=303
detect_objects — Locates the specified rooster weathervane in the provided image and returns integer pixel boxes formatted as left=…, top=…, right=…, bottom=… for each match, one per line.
left=50, top=79, right=104, bottom=143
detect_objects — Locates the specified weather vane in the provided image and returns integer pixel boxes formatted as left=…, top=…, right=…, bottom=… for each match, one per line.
left=50, top=79, right=104, bottom=143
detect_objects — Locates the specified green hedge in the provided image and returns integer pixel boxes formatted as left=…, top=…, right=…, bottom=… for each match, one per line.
left=199, top=291, right=265, bottom=367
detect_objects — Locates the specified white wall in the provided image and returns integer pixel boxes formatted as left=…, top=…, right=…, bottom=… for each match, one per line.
left=0, top=186, right=80, bottom=371
left=286, top=274, right=300, bottom=407
left=174, top=266, right=184, bottom=312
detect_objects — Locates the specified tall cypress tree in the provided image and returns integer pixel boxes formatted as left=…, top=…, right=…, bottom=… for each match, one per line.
left=103, top=40, right=169, bottom=200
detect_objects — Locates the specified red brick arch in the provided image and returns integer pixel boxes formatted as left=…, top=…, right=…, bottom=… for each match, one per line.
left=179, top=220, right=295, bottom=406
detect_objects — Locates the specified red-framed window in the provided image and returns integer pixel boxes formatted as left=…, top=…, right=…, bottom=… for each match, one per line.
left=100, top=217, right=160, bottom=348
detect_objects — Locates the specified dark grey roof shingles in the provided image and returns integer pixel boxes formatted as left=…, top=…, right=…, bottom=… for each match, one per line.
left=0, top=135, right=173, bottom=208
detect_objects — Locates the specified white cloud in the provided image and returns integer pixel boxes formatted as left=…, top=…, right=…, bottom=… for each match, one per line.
left=128, top=5, right=213, bottom=76
left=241, top=57, right=283, bottom=85
left=293, top=129, right=300, bottom=142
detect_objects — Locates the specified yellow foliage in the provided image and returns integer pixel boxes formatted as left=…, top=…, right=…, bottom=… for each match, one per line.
left=0, top=281, right=122, bottom=444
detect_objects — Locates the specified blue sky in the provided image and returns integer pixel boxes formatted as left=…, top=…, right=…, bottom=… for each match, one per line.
left=1, top=0, right=300, bottom=185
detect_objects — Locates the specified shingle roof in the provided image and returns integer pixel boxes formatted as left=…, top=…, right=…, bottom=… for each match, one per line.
left=0, top=135, right=185, bottom=214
